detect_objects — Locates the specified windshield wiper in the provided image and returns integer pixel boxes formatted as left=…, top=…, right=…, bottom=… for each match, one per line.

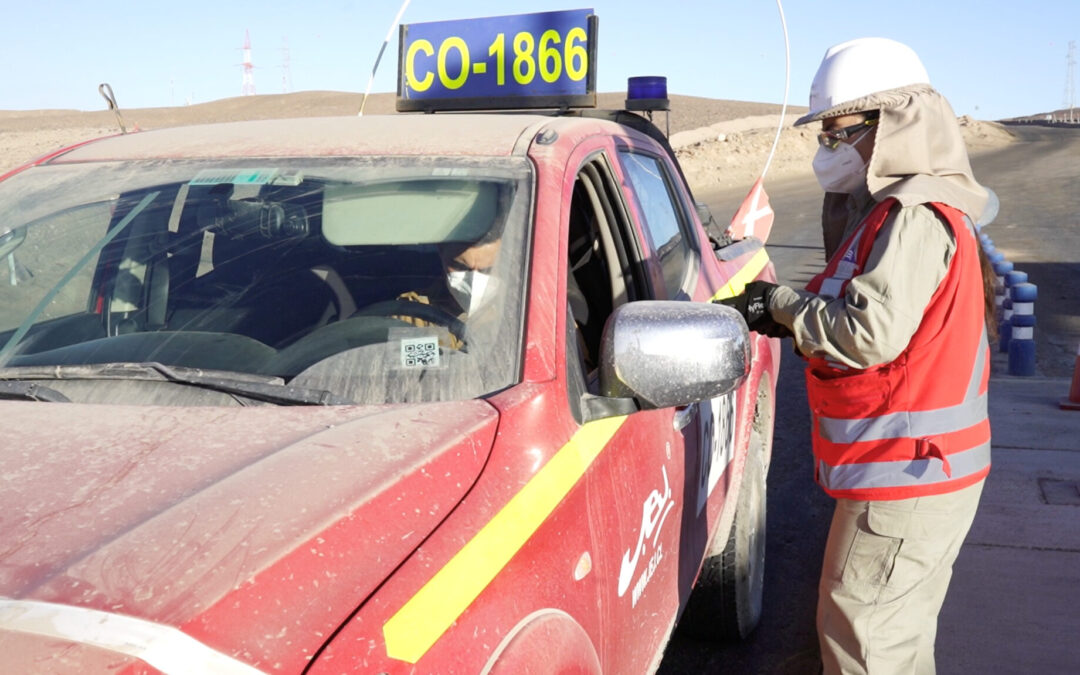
left=0, top=381, right=70, bottom=403
left=0, top=362, right=351, bottom=406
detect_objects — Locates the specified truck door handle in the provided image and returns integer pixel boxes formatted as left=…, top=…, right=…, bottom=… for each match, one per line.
left=673, top=403, right=699, bottom=431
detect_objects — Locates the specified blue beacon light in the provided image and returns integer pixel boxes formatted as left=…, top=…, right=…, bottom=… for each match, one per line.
left=626, top=76, right=670, bottom=111
left=626, top=76, right=671, bottom=135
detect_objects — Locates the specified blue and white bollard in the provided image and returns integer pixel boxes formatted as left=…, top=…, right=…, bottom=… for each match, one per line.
left=1008, top=282, right=1038, bottom=376
left=998, top=270, right=1027, bottom=352
left=1005, top=269, right=1028, bottom=289
left=993, top=259, right=1014, bottom=284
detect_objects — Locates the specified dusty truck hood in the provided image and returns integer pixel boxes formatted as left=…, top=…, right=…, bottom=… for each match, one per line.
left=0, top=399, right=499, bottom=673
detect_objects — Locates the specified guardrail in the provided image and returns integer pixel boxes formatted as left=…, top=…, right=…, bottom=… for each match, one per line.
left=999, top=120, right=1080, bottom=128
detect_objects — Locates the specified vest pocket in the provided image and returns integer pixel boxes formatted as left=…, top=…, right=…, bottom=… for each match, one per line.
left=806, top=366, right=890, bottom=419
left=915, top=436, right=952, bottom=478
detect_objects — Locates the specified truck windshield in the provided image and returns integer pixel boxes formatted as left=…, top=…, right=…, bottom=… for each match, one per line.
left=0, top=157, right=532, bottom=405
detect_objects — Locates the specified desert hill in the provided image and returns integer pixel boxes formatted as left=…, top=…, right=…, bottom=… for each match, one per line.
left=0, top=91, right=1012, bottom=188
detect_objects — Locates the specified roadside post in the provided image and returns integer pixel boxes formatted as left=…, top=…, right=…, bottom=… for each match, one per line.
left=1007, top=282, right=1037, bottom=376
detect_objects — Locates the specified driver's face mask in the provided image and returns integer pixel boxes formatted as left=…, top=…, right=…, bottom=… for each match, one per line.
left=446, top=268, right=492, bottom=315
left=444, top=239, right=501, bottom=315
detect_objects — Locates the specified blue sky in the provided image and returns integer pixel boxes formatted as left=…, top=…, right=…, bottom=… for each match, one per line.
left=1, top=1, right=1076, bottom=120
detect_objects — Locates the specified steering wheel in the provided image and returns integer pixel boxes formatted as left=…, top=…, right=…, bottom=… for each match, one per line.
left=350, top=299, right=467, bottom=343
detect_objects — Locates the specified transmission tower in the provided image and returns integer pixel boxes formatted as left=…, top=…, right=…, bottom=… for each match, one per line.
left=1065, top=41, right=1076, bottom=123
left=240, top=30, right=256, bottom=96
left=281, top=37, right=293, bottom=94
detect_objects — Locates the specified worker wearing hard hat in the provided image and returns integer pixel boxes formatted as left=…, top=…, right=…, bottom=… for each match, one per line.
left=720, top=38, right=996, bottom=674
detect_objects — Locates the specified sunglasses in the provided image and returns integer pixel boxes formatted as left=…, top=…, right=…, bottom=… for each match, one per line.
left=818, top=117, right=879, bottom=150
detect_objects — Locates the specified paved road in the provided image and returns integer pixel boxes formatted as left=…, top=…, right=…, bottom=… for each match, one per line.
left=658, top=125, right=1080, bottom=673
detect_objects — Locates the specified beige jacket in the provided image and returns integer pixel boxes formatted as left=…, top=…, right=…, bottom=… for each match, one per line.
left=769, top=85, right=986, bottom=369
left=770, top=190, right=955, bottom=369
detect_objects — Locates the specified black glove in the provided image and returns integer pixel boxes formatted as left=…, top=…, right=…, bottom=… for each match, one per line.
left=716, top=281, right=789, bottom=336
left=755, top=316, right=794, bottom=339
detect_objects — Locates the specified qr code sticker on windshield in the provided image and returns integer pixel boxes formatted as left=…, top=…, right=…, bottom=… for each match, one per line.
left=401, top=336, right=440, bottom=368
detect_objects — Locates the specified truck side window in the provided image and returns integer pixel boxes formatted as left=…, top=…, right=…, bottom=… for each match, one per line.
left=617, top=150, right=698, bottom=300
left=565, top=155, right=650, bottom=420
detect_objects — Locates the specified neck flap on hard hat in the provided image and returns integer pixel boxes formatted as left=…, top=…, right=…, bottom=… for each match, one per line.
left=867, top=84, right=989, bottom=221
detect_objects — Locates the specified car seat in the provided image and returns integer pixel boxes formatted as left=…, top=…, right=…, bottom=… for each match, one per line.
left=165, top=233, right=340, bottom=348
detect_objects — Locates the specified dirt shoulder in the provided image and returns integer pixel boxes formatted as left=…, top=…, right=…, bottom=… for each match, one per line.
left=673, top=113, right=1017, bottom=191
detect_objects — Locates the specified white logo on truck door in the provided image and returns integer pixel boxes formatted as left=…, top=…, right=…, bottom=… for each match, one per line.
left=617, top=465, right=674, bottom=606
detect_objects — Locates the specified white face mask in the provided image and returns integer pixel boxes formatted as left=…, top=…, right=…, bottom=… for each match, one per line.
left=446, top=269, right=492, bottom=315
left=812, top=131, right=872, bottom=194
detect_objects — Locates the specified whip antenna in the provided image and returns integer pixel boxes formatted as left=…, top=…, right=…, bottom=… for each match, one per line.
left=359, top=0, right=412, bottom=116
left=725, top=0, right=787, bottom=243
left=760, top=0, right=790, bottom=180
left=98, top=83, right=128, bottom=134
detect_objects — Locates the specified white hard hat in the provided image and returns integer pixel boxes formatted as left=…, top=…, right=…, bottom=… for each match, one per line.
left=795, top=38, right=930, bottom=125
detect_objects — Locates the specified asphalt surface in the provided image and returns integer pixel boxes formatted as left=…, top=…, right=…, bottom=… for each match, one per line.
left=658, top=125, right=1080, bottom=674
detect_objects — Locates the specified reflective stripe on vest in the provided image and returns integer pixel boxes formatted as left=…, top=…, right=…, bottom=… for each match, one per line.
left=818, top=440, right=990, bottom=492
left=815, top=334, right=990, bottom=495
left=818, top=393, right=987, bottom=444
left=817, top=330, right=989, bottom=445
left=817, top=229, right=865, bottom=299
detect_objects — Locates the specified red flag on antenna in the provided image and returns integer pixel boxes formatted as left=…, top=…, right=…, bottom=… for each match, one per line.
left=727, top=177, right=774, bottom=243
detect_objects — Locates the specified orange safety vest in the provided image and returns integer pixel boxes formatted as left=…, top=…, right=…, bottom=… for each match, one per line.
left=804, top=199, right=991, bottom=500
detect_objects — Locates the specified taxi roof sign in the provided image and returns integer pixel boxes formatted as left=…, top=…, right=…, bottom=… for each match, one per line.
left=397, top=9, right=598, bottom=113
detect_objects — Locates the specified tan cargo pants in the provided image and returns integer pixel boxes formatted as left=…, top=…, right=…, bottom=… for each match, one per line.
left=817, top=479, right=985, bottom=675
